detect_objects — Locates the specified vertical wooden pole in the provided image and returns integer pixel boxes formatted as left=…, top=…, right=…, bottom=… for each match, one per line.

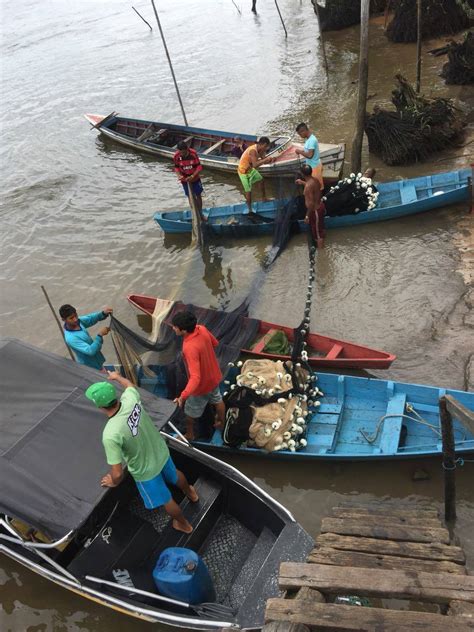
left=132, top=6, right=153, bottom=30
left=439, top=396, right=456, bottom=522
left=350, top=0, right=370, bottom=174
left=470, top=163, right=473, bottom=214
left=40, top=285, right=76, bottom=361
left=251, top=0, right=257, bottom=13
left=274, top=0, right=288, bottom=38
left=150, top=0, right=188, bottom=126
left=416, top=0, right=422, bottom=93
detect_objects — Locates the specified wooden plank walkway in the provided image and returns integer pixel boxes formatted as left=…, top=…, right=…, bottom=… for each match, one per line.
left=264, top=501, right=474, bottom=631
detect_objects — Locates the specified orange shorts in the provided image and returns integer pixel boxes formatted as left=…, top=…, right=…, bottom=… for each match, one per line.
left=311, top=163, right=324, bottom=190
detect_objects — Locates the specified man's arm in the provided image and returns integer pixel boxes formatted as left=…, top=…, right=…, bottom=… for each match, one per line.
left=80, top=308, right=112, bottom=328
left=101, top=463, right=124, bottom=488
left=175, top=349, right=201, bottom=405
left=186, top=156, right=203, bottom=182
left=65, top=328, right=109, bottom=356
left=107, top=370, right=136, bottom=390
left=249, top=148, right=274, bottom=169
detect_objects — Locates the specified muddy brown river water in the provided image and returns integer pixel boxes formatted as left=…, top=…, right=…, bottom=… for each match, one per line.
left=0, top=1, right=473, bottom=630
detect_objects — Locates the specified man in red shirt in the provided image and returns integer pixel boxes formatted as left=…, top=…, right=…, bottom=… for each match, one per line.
left=173, top=141, right=205, bottom=219
left=171, top=311, right=225, bottom=441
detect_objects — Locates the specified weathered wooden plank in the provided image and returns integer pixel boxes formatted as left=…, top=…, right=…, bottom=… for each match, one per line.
left=265, top=599, right=474, bottom=631
left=308, top=546, right=466, bottom=574
left=336, top=501, right=439, bottom=515
left=316, top=533, right=466, bottom=563
left=446, top=394, right=474, bottom=435
left=332, top=506, right=440, bottom=521
left=329, top=511, right=442, bottom=528
left=278, top=563, right=474, bottom=604
left=449, top=600, right=474, bottom=618
left=321, top=517, right=450, bottom=544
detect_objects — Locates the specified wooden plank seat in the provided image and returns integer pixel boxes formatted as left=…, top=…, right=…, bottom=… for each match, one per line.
left=172, top=135, right=194, bottom=149
left=325, top=343, right=343, bottom=359
left=136, top=123, right=155, bottom=142
left=400, top=183, right=418, bottom=205
left=251, top=329, right=280, bottom=353
left=203, top=139, right=226, bottom=155
left=378, top=389, right=406, bottom=454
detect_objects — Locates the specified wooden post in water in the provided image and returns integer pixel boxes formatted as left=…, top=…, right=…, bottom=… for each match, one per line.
left=150, top=0, right=188, bottom=126
left=350, top=0, right=370, bottom=174
left=416, top=0, right=422, bottom=93
left=313, top=1, right=329, bottom=85
left=439, top=396, right=456, bottom=522
left=40, top=285, right=76, bottom=361
left=274, top=0, right=288, bottom=38
left=252, top=0, right=257, bottom=13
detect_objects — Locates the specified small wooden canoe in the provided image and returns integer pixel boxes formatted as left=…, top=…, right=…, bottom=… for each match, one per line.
left=128, top=294, right=396, bottom=370
left=84, top=113, right=345, bottom=181
left=153, top=168, right=470, bottom=235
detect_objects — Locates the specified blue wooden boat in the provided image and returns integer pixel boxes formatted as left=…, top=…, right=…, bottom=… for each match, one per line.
left=120, top=364, right=474, bottom=461
left=84, top=113, right=345, bottom=180
left=153, top=168, right=470, bottom=236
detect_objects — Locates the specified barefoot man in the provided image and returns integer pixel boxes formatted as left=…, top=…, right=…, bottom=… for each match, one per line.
left=171, top=311, right=225, bottom=441
left=86, top=371, right=198, bottom=534
left=297, top=164, right=325, bottom=248
left=237, top=136, right=276, bottom=213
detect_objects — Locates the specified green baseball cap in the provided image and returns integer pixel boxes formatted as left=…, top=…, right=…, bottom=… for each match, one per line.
left=85, top=381, right=117, bottom=408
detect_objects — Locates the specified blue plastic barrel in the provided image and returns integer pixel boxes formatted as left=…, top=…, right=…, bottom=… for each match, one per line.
left=153, top=547, right=215, bottom=605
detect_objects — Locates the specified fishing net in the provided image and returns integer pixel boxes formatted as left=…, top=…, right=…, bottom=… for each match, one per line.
left=386, top=0, right=471, bottom=42
left=323, top=173, right=379, bottom=216
left=440, top=31, right=474, bottom=84
left=365, top=74, right=466, bottom=165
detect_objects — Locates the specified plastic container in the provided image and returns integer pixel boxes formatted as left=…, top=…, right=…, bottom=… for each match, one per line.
left=153, top=547, right=215, bottom=605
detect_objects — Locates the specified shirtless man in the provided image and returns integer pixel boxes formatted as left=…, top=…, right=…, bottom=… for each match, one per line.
left=296, top=164, right=324, bottom=248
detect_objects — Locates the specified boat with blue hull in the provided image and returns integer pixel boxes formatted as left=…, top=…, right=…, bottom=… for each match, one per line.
left=153, top=168, right=470, bottom=236
left=126, top=365, right=474, bottom=461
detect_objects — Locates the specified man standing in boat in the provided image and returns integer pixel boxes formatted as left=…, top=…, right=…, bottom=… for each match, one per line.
left=60, top=303, right=112, bottom=370
left=173, top=141, right=205, bottom=220
left=238, top=136, right=276, bottom=213
left=294, top=123, right=324, bottom=190
left=171, top=311, right=225, bottom=441
left=86, top=371, right=199, bottom=534
left=296, top=164, right=325, bottom=248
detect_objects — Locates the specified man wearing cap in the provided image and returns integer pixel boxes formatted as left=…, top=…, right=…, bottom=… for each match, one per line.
left=86, top=371, right=198, bottom=534
left=59, top=303, right=112, bottom=370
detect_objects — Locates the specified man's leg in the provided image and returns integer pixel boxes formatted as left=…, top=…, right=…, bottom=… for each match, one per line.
left=214, top=400, right=226, bottom=429
left=244, top=190, right=252, bottom=212
left=163, top=497, right=193, bottom=533
left=184, top=414, right=196, bottom=441
left=175, top=469, right=199, bottom=502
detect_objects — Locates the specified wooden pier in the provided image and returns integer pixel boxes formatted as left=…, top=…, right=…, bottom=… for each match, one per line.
left=264, top=501, right=474, bottom=631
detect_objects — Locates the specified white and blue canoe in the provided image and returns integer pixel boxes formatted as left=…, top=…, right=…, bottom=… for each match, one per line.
left=129, top=365, right=474, bottom=461
left=153, top=168, right=471, bottom=236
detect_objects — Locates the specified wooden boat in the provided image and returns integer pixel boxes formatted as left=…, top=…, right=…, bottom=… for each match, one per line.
left=84, top=113, right=345, bottom=181
left=0, top=338, right=313, bottom=631
left=119, top=360, right=474, bottom=462
left=153, top=168, right=470, bottom=235
left=128, top=293, right=396, bottom=370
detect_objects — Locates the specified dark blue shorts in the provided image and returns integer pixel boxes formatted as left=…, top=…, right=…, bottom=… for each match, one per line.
left=182, top=180, right=203, bottom=197
left=135, top=456, right=178, bottom=509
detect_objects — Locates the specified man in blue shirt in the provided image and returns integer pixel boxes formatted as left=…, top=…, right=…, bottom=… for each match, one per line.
left=294, top=122, right=324, bottom=189
left=59, top=303, right=112, bottom=370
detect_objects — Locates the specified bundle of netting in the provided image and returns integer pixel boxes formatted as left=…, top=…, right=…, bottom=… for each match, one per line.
left=441, top=31, right=474, bottom=84
left=365, top=74, right=465, bottom=165
left=310, top=0, right=386, bottom=32
left=222, top=359, right=322, bottom=452
left=386, top=0, right=472, bottom=43
left=322, top=172, right=379, bottom=216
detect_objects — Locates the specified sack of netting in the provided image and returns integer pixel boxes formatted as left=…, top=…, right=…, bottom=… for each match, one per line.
left=323, top=180, right=370, bottom=217
left=222, top=386, right=256, bottom=448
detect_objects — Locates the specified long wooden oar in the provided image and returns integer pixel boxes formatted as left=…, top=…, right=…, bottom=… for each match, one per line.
left=41, top=285, right=75, bottom=361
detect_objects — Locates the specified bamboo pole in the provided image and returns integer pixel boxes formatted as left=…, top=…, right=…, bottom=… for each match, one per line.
left=274, top=0, right=288, bottom=38
left=416, top=0, right=422, bottom=93
left=439, top=396, right=456, bottom=522
left=150, top=0, right=188, bottom=126
left=252, top=0, right=257, bottom=13
left=40, top=285, right=76, bottom=361
left=231, top=0, right=242, bottom=15
left=350, top=0, right=370, bottom=174
left=132, top=6, right=153, bottom=30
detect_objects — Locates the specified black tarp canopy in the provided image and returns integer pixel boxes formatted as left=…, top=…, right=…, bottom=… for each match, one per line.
left=0, top=338, right=176, bottom=539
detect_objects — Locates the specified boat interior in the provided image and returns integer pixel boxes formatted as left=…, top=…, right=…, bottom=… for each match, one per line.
left=109, top=118, right=287, bottom=157
left=5, top=443, right=292, bottom=625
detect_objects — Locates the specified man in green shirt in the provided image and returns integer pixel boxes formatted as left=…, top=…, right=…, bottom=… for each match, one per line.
left=86, top=371, right=198, bottom=534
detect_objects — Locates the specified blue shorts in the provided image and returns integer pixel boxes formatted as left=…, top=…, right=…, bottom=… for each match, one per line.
left=135, top=456, right=178, bottom=509
left=182, top=180, right=203, bottom=197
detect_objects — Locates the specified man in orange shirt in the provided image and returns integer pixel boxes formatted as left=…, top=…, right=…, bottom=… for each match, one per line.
left=171, top=311, right=225, bottom=441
